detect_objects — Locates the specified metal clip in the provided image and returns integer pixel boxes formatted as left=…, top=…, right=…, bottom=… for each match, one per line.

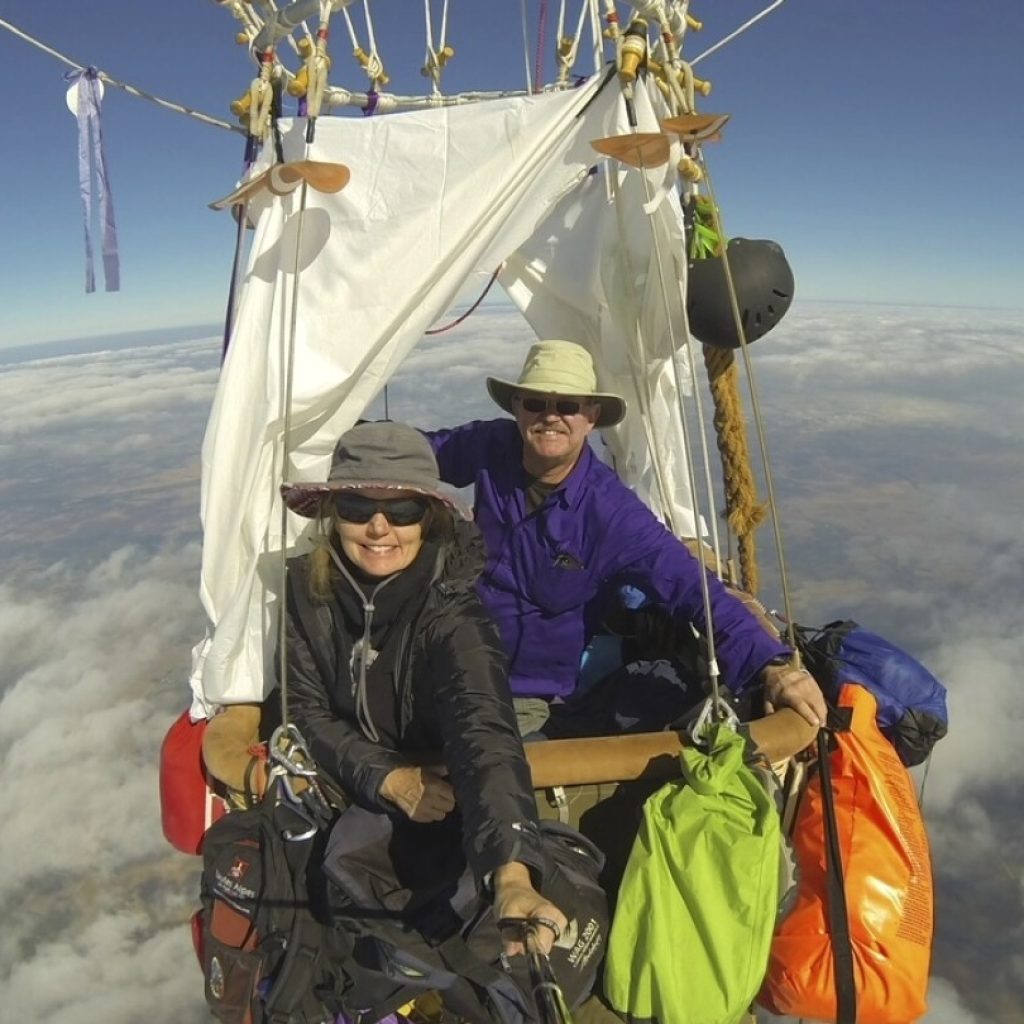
left=688, top=694, right=739, bottom=745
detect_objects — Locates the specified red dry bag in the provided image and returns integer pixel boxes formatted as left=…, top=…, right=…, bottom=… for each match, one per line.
left=159, top=709, right=225, bottom=855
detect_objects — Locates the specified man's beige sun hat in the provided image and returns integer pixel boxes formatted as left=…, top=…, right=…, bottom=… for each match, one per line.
left=485, top=340, right=627, bottom=429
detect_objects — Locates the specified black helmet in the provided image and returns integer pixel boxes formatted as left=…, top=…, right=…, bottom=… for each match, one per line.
left=686, top=238, right=795, bottom=349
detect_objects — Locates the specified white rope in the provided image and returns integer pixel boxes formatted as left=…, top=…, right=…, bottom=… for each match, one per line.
left=555, top=1, right=591, bottom=82
left=305, top=2, right=335, bottom=120
left=588, top=0, right=605, bottom=75
left=323, top=82, right=580, bottom=112
left=520, top=0, right=535, bottom=93
left=698, top=155, right=798, bottom=638
left=422, top=0, right=452, bottom=95
left=363, top=0, right=379, bottom=62
left=340, top=4, right=361, bottom=49
left=690, top=0, right=786, bottom=66
left=424, top=0, right=437, bottom=53
left=0, top=16, right=243, bottom=134
left=613, top=90, right=726, bottom=693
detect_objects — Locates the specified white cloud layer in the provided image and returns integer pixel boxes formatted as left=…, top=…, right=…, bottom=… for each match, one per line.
left=1, top=302, right=1022, bottom=1021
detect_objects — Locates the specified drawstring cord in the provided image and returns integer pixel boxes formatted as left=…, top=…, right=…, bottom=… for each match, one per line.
left=327, top=545, right=400, bottom=743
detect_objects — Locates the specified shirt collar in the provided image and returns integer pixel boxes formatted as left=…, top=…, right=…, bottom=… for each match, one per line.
left=523, top=442, right=593, bottom=512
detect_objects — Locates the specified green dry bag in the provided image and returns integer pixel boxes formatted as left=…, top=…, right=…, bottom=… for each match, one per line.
left=604, top=724, right=781, bottom=1024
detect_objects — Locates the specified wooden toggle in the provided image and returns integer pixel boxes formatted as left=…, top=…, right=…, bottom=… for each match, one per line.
left=618, top=17, right=649, bottom=85
left=591, top=132, right=671, bottom=168
left=209, top=159, right=351, bottom=210
left=661, top=112, right=730, bottom=142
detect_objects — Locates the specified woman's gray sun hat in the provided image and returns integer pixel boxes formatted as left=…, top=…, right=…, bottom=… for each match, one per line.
left=486, top=339, right=627, bottom=428
left=281, top=421, right=471, bottom=520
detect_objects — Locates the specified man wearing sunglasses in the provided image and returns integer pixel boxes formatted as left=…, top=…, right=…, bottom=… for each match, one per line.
left=423, top=340, right=826, bottom=735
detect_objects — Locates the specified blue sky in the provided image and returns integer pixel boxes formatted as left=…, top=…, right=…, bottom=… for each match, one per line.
left=1, top=0, right=1022, bottom=349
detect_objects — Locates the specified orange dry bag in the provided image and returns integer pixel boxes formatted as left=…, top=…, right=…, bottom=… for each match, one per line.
left=758, top=683, right=933, bottom=1023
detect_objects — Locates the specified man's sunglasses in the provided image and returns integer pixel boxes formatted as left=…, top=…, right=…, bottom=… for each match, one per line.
left=517, top=395, right=591, bottom=416
left=333, top=493, right=429, bottom=526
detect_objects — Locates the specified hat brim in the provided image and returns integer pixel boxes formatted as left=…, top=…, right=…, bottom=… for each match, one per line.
left=486, top=377, right=626, bottom=428
left=281, top=479, right=472, bottom=521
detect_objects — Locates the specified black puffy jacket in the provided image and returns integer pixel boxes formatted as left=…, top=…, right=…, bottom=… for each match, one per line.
left=283, top=522, right=544, bottom=883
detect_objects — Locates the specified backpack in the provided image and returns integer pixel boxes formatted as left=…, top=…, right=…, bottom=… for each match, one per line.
left=603, top=724, right=782, bottom=1024
left=322, top=806, right=609, bottom=1024
left=792, top=619, right=948, bottom=766
left=197, top=777, right=341, bottom=1024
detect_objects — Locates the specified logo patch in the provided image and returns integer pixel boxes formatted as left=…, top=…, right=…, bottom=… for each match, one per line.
left=209, top=955, right=225, bottom=1000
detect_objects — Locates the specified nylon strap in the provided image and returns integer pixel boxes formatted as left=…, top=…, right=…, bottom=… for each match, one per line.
left=817, top=714, right=857, bottom=1024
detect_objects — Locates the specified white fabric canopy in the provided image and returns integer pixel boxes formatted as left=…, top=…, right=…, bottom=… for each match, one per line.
left=500, top=86, right=700, bottom=537
left=190, top=75, right=701, bottom=715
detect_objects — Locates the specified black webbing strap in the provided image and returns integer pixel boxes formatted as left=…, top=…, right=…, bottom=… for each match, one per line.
left=264, top=801, right=330, bottom=1023
left=817, top=714, right=857, bottom=1024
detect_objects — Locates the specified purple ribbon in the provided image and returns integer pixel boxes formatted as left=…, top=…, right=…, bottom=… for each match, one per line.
left=65, top=67, right=120, bottom=292
left=361, top=90, right=379, bottom=117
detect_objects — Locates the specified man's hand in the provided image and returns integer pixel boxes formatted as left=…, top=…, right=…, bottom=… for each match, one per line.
left=379, top=766, right=455, bottom=822
left=493, top=862, right=568, bottom=957
left=762, top=663, right=827, bottom=728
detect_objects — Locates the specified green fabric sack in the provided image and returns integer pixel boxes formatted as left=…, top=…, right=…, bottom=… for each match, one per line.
left=604, top=724, right=781, bottom=1024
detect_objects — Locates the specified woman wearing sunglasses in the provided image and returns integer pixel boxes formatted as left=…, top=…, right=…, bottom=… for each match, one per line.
left=279, top=420, right=567, bottom=955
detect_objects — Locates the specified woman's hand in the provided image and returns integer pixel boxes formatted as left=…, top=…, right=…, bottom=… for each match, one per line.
left=762, top=663, right=827, bottom=728
left=493, top=862, right=568, bottom=957
left=379, top=766, right=455, bottom=821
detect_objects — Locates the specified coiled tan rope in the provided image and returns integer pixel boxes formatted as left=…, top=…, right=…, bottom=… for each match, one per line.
left=702, top=343, right=766, bottom=595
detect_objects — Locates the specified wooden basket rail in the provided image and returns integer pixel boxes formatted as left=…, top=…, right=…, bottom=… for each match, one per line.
left=201, top=704, right=816, bottom=797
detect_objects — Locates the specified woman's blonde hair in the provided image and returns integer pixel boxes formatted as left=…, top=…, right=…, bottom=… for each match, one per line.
left=307, top=495, right=454, bottom=601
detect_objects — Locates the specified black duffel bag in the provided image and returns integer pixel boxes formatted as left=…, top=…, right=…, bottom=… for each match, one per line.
left=323, top=807, right=609, bottom=1024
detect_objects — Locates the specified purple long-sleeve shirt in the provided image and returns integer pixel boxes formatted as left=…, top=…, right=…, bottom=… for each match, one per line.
left=425, top=419, right=788, bottom=699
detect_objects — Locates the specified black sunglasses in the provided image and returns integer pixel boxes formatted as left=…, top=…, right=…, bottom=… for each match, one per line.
left=517, top=395, right=591, bottom=416
left=333, top=493, right=429, bottom=526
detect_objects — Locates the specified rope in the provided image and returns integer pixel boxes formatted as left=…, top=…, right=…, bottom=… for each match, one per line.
left=424, top=266, right=502, bottom=335
left=0, top=16, right=243, bottom=134
left=702, top=344, right=767, bottom=594
left=521, top=0, right=535, bottom=92
left=554, top=1, right=590, bottom=83
left=304, top=2, right=334, bottom=124
left=276, top=177, right=312, bottom=730
left=690, top=0, right=787, bottom=66
left=534, top=0, right=550, bottom=91
left=609, top=78, right=727, bottom=701
left=422, top=0, right=453, bottom=95
left=699, top=158, right=800, bottom=653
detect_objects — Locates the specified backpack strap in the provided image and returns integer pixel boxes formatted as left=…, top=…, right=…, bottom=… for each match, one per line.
left=432, top=931, right=533, bottom=1024
left=263, top=798, right=335, bottom=1022
left=817, top=713, right=857, bottom=1024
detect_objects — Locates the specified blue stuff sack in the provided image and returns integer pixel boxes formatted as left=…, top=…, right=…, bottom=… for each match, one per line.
left=793, top=619, right=948, bottom=766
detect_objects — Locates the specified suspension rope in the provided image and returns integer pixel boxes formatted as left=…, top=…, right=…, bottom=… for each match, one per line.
left=424, top=266, right=503, bottom=335
left=339, top=1, right=388, bottom=92
left=0, top=16, right=243, bottom=134
left=604, top=54, right=727, bottom=701
left=422, top=0, right=454, bottom=95
left=690, top=0, right=787, bottom=66
left=587, top=0, right=606, bottom=75
left=702, top=344, right=766, bottom=593
left=554, top=1, right=590, bottom=83
left=534, top=0, right=550, bottom=91
left=699, top=156, right=800, bottom=654
left=275, top=181, right=310, bottom=730
left=521, top=0, right=535, bottom=92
